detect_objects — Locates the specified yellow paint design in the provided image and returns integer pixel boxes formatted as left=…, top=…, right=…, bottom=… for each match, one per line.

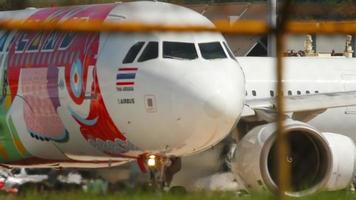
left=0, top=144, right=9, bottom=160
left=14, top=139, right=27, bottom=156
left=4, top=95, right=11, bottom=110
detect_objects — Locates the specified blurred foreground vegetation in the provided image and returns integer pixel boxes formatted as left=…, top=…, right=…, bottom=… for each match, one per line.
left=0, top=190, right=355, bottom=200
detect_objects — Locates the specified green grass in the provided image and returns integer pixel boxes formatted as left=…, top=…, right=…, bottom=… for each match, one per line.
left=0, top=190, right=355, bottom=200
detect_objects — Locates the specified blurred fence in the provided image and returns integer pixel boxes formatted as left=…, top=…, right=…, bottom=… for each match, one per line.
left=2, top=19, right=356, bottom=34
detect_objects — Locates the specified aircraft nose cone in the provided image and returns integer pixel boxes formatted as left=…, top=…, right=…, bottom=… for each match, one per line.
left=203, top=95, right=227, bottom=119
left=193, top=64, right=244, bottom=122
left=169, top=61, right=245, bottom=155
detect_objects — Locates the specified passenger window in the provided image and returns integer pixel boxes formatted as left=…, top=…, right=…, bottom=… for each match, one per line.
left=297, top=91, right=301, bottom=95
left=270, top=90, right=274, bottom=97
left=306, top=90, right=310, bottom=94
left=288, top=91, right=292, bottom=96
left=315, top=91, right=319, bottom=94
left=199, top=42, right=227, bottom=60
left=163, top=42, right=198, bottom=60
left=252, top=90, right=257, bottom=96
left=123, top=42, right=145, bottom=64
left=138, top=42, right=159, bottom=62
left=223, top=42, right=236, bottom=60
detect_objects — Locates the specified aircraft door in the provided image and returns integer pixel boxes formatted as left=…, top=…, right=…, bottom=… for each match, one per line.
left=342, top=74, right=356, bottom=114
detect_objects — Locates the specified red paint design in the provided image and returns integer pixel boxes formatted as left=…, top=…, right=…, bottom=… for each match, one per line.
left=74, top=73, right=79, bottom=83
left=116, top=82, right=135, bottom=86
left=75, top=69, right=126, bottom=141
left=6, top=4, right=127, bottom=147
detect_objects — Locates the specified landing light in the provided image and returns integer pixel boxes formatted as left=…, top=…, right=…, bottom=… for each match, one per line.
left=147, top=155, right=156, bottom=167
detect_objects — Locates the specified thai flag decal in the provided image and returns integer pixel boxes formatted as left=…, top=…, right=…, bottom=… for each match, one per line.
left=116, top=67, right=138, bottom=92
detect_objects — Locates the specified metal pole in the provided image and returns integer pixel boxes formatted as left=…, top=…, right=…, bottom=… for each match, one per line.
left=268, top=0, right=277, bottom=57
left=275, top=0, right=293, bottom=199
left=276, top=31, right=290, bottom=200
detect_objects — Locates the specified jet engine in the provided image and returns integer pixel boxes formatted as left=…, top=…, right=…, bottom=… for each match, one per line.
left=231, top=120, right=355, bottom=197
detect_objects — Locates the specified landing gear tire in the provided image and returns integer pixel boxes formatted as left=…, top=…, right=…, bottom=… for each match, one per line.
left=164, top=156, right=181, bottom=187
left=147, top=156, right=182, bottom=191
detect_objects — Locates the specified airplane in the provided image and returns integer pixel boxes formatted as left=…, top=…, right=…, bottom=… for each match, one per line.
left=0, top=0, right=354, bottom=197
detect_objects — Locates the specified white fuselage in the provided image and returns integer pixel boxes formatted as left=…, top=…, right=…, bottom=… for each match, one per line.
left=0, top=2, right=245, bottom=167
left=239, top=57, right=356, bottom=140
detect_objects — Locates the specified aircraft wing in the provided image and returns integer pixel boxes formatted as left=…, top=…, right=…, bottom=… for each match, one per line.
left=242, top=91, right=356, bottom=121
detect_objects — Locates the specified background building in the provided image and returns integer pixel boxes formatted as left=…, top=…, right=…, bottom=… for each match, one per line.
left=183, top=2, right=356, bottom=57
left=0, top=0, right=355, bottom=56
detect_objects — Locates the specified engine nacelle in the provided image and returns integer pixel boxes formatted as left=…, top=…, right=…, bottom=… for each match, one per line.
left=231, top=120, right=355, bottom=197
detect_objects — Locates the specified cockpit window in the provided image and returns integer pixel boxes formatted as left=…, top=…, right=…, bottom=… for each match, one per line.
left=199, top=42, right=227, bottom=60
left=138, top=42, right=159, bottom=62
left=163, top=42, right=198, bottom=60
left=223, top=42, right=237, bottom=61
left=123, top=42, right=145, bottom=64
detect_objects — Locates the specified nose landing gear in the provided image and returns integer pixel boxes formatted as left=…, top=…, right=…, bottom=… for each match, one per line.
left=140, top=154, right=182, bottom=190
